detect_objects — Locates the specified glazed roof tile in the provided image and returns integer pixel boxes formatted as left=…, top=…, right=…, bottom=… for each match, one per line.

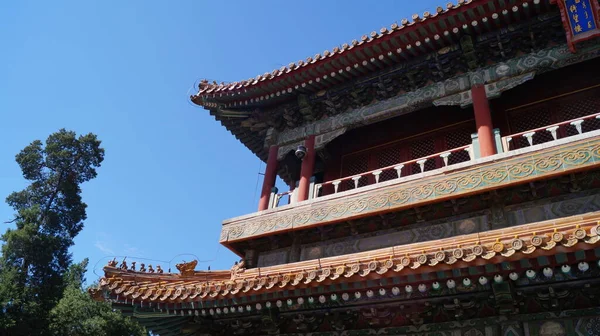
left=95, top=211, right=600, bottom=304
left=187, top=0, right=556, bottom=167
left=197, top=1, right=464, bottom=94
left=192, top=0, right=535, bottom=104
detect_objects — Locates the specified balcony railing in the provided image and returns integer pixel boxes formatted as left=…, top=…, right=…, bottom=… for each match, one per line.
left=501, top=112, right=600, bottom=151
left=269, top=189, right=295, bottom=209
left=266, top=112, right=600, bottom=209
left=314, top=144, right=473, bottom=199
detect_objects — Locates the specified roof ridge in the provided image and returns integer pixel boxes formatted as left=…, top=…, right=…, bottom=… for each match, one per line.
left=195, top=0, right=478, bottom=95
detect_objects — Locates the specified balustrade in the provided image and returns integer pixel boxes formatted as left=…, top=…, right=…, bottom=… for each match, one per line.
left=266, top=112, right=600, bottom=209
left=501, top=112, right=600, bottom=152
left=314, top=144, right=473, bottom=199
left=268, top=189, right=295, bottom=209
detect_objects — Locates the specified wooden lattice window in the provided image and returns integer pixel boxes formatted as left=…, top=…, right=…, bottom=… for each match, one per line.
left=340, top=152, right=369, bottom=191
left=508, top=87, right=600, bottom=148
left=508, top=104, right=553, bottom=148
left=410, top=137, right=436, bottom=174
left=445, top=125, right=473, bottom=165
left=377, top=145, right=403, bottom=182
left=558, top=95, right=600, bottom=136
left=340, top=123, right=475, bottom=182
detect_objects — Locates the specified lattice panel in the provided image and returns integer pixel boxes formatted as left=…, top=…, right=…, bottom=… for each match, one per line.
left=377, top=145, right=402, bottom=182
left=559, top=95, right=600, bottom=136
left=445, top=126, right=472, bottom=165
left=410, top=137, right=436, bottom=174
left=509, top=89, right=600, bottom=148
left=509, top=104, right=553, bottom=149
left=341, top=153, right=369, bottom=191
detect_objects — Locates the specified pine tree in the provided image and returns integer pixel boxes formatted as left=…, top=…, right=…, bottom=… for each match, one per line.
left=49, top=259, right=146, bottom=336
left=0, top=129, right=105, bottom=335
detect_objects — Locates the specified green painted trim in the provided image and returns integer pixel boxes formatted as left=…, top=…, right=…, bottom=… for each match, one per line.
left=273, top=43, right=600, bottom=147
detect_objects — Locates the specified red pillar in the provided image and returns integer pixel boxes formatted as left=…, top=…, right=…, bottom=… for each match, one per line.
left=297, top=135, right=316, bottom=202
left=471, top=84, right=497, bottom=157
left=258, top=145, right=279, bottom=211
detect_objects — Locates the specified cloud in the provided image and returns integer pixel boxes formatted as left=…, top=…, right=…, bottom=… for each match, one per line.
left=93, top=232, right=142, bottom=257
left=122, top=244, right=145, bottom=258
left=94, top=241, right=115, bottom=255
left=123, top=244, right=140, bottom=255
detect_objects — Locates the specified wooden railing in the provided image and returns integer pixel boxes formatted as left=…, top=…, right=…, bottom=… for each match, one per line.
left=501, top=112, right=600, bottom=152
left=266, top=112, right=600, bottom=208
left=313, top=144, right=474, bottom=199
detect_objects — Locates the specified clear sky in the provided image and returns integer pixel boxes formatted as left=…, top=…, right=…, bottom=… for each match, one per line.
left=0, top=0, right=442, bottom=282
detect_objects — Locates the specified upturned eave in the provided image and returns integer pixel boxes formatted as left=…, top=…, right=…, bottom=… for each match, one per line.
left=191, top=0, right=544, bottom=108
left=95, top=210, right=600, bottom=305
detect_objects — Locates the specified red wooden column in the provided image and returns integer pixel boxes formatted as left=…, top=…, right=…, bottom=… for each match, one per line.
left=297, top=135, right=316, bottom=202
left=258, top=145, right=279, bottom=211
left=471, top=84, right=497, bottom=157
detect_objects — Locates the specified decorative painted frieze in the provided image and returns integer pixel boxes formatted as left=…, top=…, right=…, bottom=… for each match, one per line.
left=433, top=72, right=536, bottom=107
left=274, top=43, right=600, bottom=147
left=222, top=136, right=600, bottom=243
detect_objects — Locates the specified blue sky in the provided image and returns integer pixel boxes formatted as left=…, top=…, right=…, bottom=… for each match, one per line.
left=0, top=0, right=441, bottom=282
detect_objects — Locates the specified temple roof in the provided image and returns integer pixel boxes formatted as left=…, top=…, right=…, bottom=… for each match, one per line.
left=191, top=0, right=544, bottom=108
left=194, top=0, right=484, bottom=101
left=94, top=211, right=600, bottom=304
left=189, top=0, right=560, bottom=163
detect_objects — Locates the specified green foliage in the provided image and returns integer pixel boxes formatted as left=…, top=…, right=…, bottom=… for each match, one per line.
left=0, top=129, right=105, bottom=335
left=48, top=260, right=146, bottom=336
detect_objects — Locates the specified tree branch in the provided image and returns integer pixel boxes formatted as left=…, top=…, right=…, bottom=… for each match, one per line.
left=39, top=170, right=65, bottom=225
left=39, top=152, right=82, bottom=225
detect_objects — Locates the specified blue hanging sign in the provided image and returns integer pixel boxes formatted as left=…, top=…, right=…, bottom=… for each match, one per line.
left=565, top=0, right=597, bottom=35
left=552, top=0, right=600, bottom=52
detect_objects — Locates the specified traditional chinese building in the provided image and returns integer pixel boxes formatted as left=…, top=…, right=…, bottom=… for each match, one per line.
left=93, top=1, right=600, bottom=335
